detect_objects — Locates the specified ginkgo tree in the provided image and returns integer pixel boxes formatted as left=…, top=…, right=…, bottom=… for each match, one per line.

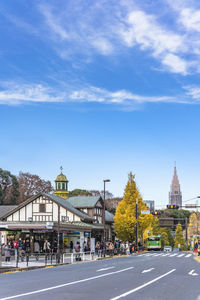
left=114, top=172, right=153, bottom=242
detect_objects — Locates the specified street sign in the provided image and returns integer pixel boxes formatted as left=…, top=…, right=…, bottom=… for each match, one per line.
left=185, top=204, right=197, bottom=208
left=141, top=210, right=150, bottom=215
left=46, top=222, right=54, bottom=229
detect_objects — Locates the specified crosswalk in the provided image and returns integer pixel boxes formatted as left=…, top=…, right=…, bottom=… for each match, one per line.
left=139, top=253, right=192, bottom=259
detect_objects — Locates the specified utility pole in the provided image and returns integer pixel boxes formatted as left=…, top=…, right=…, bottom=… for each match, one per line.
left=136, top=198, right=138, bottom=252
left=185, top=217, right=188, bottom=248
left=103, top=179, right=110, bottom=257
left=0, top=231, right=2, bottom=267
left=57, top=205, right=60, bottom=263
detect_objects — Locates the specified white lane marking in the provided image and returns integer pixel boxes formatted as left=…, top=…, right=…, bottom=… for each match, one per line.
left=97, top=267, right=115, bottom=272
left=110, top=269, right=176, bottom=300
left=169, top=253, right=178, bottom=257
left=153, top=253, right=162, bottom=256
left=177, top=254, right=185, bottom=257
left=188, top=270, right=198, bottom=276
left=142, top=268, right=154, bottom=273
left=162, top=253, right=171, bottom=256
left=185, top=254, right=192, bottom=258
left=0, top=267, right=134, bottom=300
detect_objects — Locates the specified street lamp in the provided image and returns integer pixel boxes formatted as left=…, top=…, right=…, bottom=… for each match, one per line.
left=103, top=179, right=111, bottom=257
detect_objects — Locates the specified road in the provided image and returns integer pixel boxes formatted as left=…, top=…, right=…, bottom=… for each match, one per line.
left=0, top=252, right=200, bottom=300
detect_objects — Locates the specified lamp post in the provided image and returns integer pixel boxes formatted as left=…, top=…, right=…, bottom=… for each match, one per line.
left=103, top=179, right=110, bottom=257
left=136, top=198, right=138, bottom=253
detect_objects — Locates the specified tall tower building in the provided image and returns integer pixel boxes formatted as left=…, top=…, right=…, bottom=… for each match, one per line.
left=54, top=167, right=69, bottom=199
left=169, top=163, right=182, bottom=207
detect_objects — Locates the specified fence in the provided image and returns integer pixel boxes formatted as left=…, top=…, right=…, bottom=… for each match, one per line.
left=0, top=250, right=98, bottom=269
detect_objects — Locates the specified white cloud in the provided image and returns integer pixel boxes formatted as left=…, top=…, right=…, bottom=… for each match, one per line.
left=0, top=83, right=64, bottom=105
left=162, top=54, right=188, bottom=75
left=183, top=86, right=200, bottom=100
left=1, top=81, right=200, bottom=107
left=120, top=10, right=184, bottom=56
left=179, top=8, right=200, bottom=32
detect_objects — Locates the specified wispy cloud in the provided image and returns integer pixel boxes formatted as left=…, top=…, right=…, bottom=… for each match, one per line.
left=36, top=1, right=200, bottom=75
left=0, top=82, right=64, bottom=105
left=1, top=81, right=199, bottom=107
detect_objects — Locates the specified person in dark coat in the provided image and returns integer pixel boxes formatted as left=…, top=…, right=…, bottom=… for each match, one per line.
left=4, top=243, right=11, bottom=262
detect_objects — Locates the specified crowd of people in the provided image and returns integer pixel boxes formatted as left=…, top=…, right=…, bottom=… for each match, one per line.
left=1, top=238, right=142, bottom=263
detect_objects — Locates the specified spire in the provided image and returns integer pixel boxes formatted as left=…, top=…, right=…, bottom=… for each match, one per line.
left=169, top=162, right=182, bottom=207
left=171, top=163, right=180, bottom=192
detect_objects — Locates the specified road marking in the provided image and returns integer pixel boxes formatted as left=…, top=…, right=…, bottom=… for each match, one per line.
left=97, top=267, right=115, bottom=272
left=185, top=254, right=192, bottom=258
left=110, top=269, right=176, bottom=300
left=153, top=253, right=162, bottom=256
left=161, top=253, right=171, bottom=256
left=188, top=269, right=198, bottom=276
left=169, top=253, right=178, bottom=257
left=177, top=254, right=185, bottom=257
left=0, top=267, right=134, bottom=300
left=142, top=268, right=154, bottom=273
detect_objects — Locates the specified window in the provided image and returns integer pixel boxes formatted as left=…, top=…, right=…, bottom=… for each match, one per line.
left=39, top=204, right=46, bottom=213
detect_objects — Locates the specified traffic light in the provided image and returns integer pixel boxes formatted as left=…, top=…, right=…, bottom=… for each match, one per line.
left=167, top=204, right=179, bottom=209
left=152, top=211, right=161, bottom=216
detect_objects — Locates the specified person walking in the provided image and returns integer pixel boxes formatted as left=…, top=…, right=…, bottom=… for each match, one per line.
left=34, top=241, right=40, bottom=261
left=4, top=243, right=11, bottom=263
left=74, top=241, right=81, bottom=261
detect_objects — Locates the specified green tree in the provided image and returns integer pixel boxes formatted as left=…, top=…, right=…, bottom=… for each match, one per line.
left=174, top=224, right=185, bottom=250
left=152, top=217, right=161, bottom=235
left=0, top=168, right=19, bottom=205
left=164, top=228, right=174, bottom=248
left=161, top=231, right=169, bottom=248
left=114, top=172, right=153, bottom=241
left=68, top=189, right=92, bottom=197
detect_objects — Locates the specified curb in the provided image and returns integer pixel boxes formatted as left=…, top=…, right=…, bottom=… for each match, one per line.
left=0, top=263, right=69, bottom=275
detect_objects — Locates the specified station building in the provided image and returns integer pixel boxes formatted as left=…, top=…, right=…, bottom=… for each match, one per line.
left=0, top=171, right=114, bottom=252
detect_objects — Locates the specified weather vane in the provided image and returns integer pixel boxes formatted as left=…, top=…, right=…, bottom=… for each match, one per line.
left=60, top=166, right=63, bottom=173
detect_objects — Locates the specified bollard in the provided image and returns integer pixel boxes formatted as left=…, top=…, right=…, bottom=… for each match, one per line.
left=83, top=252, right=85, bottom=262
left=16, top=249, right=19, bottom=268
left=45, top=254, right=47, bottom=265
left=51, top=253, right=53, bottom=265
left=26, top=254, right=29, bottom=267
left=71, top=253, right=73, bottom=264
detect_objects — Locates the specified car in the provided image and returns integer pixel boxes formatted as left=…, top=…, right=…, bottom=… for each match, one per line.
left=163, top=246, right=172, bottom=252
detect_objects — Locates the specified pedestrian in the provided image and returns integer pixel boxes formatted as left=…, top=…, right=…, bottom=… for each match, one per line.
left=70, top=241, right=73, bottom=253
left=96, top=241, right=102, bottom=257
left=74, top=241, right=81, bottom=261
left=4, top=243, right=11, bottom=262
left=108, top=242, right=114, bottom=257
left=43, top=240, right=51, bottom=254
left=34, top=241, right=40, bottom=260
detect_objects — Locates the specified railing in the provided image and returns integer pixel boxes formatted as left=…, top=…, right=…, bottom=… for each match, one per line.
left=0, top=248, right=131, bottom=269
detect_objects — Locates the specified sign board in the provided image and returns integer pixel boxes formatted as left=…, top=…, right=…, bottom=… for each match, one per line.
left=147, top=230, right=151, bottom=233
left=141, top=210, right=150, bottom=215
left=159, top=217, right=174, bottom=227
left=90, top=238, right=95, bottom=252
left=46, top=222, right=54, bottom=229
left=185, top=204, right=197, bottom=208
left=0, top=224, right=8, bottom=229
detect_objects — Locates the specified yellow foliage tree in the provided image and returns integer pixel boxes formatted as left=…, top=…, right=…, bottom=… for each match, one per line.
left=114, top=172, right=153, bottom=241
left=188, top=213, right=199, bottom=239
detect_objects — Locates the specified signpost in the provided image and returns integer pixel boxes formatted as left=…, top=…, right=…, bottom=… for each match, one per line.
left=141, top=210, right=150, bottom=215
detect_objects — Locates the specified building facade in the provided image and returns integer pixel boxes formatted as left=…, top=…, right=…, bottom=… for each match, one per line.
left=169, top=163, right=182, bottom=207
left=0, top=170, right=114, bottom=251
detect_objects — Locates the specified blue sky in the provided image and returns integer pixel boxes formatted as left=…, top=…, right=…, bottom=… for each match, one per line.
left=0, top=0, right=200, bottom=208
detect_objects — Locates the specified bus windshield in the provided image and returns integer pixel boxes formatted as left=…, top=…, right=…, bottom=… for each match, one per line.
left=147, top=237, right=160, bottom=241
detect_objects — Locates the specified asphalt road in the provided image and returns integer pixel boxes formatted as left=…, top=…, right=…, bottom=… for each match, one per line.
left=0, top=252, right=200, bottom=300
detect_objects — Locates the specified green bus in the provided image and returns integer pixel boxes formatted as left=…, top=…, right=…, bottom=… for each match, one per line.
left=145, top=236, right=161, bottom=251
